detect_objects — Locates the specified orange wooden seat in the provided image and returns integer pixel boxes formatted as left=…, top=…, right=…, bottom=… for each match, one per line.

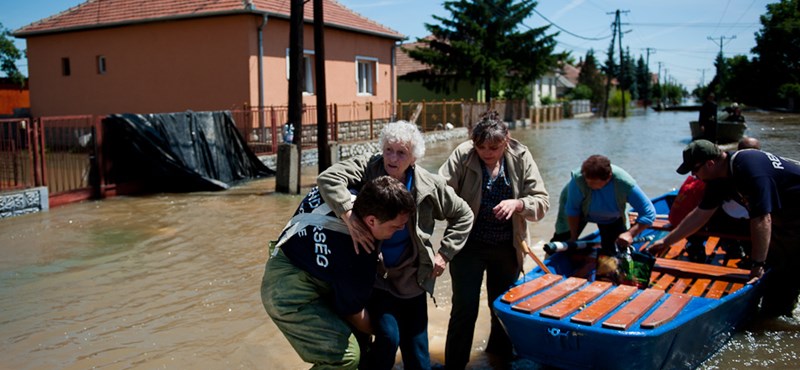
left=540, top=281, right=613, bottom=319
left=501, top=273, right=562, bottom=303
left=513, top=277, right=587, bottom=314
left=705, top=280, right=730, bottom=299
left=603, top=289, right=665, bottom=330
left=686, top=278, right=712, bottom=297
left=653, top=258, right=750, bottom=282
left=652, top=273, right=676, bottom=291
left=668, top=278, right=692, bottom=294
left=641, top=294, right=692, bottom=329
left=571, top=285, right=637, bottom=326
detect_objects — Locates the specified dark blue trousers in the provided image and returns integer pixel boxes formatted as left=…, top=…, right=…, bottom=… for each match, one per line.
left=366, top=288, right=430, bottom=370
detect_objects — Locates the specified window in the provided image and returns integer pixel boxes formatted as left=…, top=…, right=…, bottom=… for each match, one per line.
left=285, top=49, right=315, bottom=95
left=61, top=58, right=71, bottom=76
left=355, top=57, right=378, bottom=95
left=97, top=55, right=107, bottom=74
left=302, top=55, right=314, bottom=94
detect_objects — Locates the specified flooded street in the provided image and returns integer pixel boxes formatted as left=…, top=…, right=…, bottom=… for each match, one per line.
left=1, top=109, right=799, bottom=369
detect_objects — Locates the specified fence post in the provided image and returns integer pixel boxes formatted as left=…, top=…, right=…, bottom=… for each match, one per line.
left=91, top=115, right=105, bottom=199
left=369, top=101, right=374, bottom=140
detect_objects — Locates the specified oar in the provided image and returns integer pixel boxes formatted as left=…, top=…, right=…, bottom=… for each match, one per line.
left=543, top=234, right=656, bottom=254
left=521, top=239, right=552, bottom=274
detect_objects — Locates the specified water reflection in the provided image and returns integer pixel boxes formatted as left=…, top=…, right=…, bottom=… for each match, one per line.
left=0, top=110, right=798, bottom=369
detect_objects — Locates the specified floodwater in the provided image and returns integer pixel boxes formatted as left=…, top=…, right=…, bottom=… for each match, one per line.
left=1, top=109, right=799, bottom=369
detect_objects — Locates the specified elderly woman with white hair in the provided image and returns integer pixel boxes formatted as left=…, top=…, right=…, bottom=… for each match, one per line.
left=317, top=120, right=474, bottom=370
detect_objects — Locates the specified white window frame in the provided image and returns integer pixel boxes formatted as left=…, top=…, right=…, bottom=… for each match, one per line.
left=355, top=56, right=379, bottom=96
left=285, top=49, right=315, bottom=95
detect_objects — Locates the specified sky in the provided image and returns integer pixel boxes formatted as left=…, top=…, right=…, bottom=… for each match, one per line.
left=1, top=0, right=772, bottom=89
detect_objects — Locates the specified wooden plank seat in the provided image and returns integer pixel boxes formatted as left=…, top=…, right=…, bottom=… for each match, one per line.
left=501, top=273, right=562, bottom=303
left=603, top=289, right=665, bottom=330
left=512, top=277, right=587, bottom=314
left=571, top=285, right=638, bottom=326
left=640, top=294, right=692, bottom=329
left=653, top=258, right=750, bottom=282
left=540, top=281, right=613, bottom=319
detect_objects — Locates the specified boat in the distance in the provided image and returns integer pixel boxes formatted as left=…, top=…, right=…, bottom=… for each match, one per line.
left=494, top=190, right=763, bottom=370
left=689, top=120, right=747, bottom=144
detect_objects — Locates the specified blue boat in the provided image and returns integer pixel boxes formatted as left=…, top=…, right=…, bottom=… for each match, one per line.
left=494, top=190, right=763, bottom=369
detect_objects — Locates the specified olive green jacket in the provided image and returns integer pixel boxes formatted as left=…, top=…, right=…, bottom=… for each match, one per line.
left=317, top=154, right=474, bottom=295
left=437, top=138, right=550, bottom=270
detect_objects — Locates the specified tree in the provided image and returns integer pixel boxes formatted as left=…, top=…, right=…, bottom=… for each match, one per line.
left=0, top=23, right=25, bottom=87
left=634, top=55, right=651, bottom=104
left=752, top=0, right=800, bottom=107
left=577, top=49, right=605, bottom=106
left=406, top=0, right=560, bottom=103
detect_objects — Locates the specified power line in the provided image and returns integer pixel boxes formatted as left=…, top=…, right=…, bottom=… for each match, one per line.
left=531, top=8, right=613, bottom=41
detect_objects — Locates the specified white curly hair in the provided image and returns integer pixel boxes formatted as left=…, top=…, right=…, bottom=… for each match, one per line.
left=378, top=120, right=426, bottom=160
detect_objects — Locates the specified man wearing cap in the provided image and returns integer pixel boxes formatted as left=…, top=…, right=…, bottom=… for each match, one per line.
left=647, top=139, right=800, bottom=317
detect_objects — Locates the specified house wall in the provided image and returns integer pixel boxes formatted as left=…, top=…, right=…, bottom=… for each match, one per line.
left=531, top=74, right=557, bottom=107
left=259, top=19, right=395, bottom=108
left=0, top=84, right=30, bottom=116
left=26, top=15, right=254, bottom=117
left=25, top=14, right=397, bottom=117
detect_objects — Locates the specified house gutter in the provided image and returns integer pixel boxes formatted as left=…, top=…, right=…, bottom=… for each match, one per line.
left=391, top=41, right=398, bottom=119
left=258, top=14, right=268, bottom=111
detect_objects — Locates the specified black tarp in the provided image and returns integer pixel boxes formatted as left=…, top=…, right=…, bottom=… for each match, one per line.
left=103, top=110, right=274, bottom=193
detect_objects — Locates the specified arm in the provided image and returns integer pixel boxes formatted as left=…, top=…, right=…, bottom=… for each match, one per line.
left=344, top=309, right=372, bottom=334
left=434, top=181, right=474, bottom=263
left=646, top=206, right=717, bottom=256
left=495, top=151, right=549, bottom=221
left=618, top=185, right=657, bottom=247
left=748, top=213, right=771, bottom=283
left=317, top=155, right=375, bottom=253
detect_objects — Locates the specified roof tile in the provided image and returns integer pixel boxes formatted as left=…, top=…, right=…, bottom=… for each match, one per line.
left=14, top=0, right=403, bottom=39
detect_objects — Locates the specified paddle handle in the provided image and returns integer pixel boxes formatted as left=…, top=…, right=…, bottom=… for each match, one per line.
left=521, top=240, right=552, bottom=274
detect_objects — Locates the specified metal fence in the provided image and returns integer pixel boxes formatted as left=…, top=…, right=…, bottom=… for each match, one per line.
left=1, top=99, right=525, bottom=205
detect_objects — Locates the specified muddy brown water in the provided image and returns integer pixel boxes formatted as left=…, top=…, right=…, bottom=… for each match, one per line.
left=1, top=109, right=798, bottom=369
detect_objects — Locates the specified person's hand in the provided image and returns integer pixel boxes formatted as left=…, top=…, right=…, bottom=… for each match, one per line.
left=645, top=240, right=668, bottom=257
left=493, top=199, right=523, bottom=221
left=747, top=265, right=765, bottom=285
left=615, top=231, right=633, bottom=250
left=343, top=210, right=375, bottom=254
left=431, top=252, right=448, bottom=279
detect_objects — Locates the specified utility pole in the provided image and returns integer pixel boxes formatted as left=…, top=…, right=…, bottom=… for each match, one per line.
left=707, top=35, right=735, bottom=96
left=602, top=13, right=617, bottom=118
left=284, top=0, right=304, bottom=194
left=615, top=10, right=629, bottom=118
left=643, top=47, right=655, bottom=109
left=314, top=0, right=331, bottom=172
left=697, top=68, right=709, bottom=87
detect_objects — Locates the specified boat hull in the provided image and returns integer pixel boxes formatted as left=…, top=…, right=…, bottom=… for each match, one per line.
left=689, top=120, right=747, bottom=143
left=495, top=272, right=760, bottom=369
left=494, top=191, right=763, bottom=369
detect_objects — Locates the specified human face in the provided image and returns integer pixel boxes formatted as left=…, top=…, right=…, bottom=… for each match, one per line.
left=586, top=176, right=611, bottom=190
left=383, top=141, right=415, bottom=181
left=366, top=212, right=410, bottom=240
left=691, top=160, right=709, bottom=180
left=474, top=137, right=508, bottom=168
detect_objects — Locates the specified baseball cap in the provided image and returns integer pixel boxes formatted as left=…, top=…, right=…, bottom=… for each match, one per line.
left=676, top=140, right=721, bottom=175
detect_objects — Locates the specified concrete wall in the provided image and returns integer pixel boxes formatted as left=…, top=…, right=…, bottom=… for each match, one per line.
left=0, top=187, right=49, bottom=219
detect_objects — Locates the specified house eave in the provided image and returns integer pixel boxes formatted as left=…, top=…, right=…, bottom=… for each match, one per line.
left=13, top=9, right=404, bottom=40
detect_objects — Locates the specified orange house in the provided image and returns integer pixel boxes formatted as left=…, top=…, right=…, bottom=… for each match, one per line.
left=13, top=0, right=403, bottom=117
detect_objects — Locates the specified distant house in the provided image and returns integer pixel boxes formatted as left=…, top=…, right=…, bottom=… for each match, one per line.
left=396, top=40, right=481, bottom=102
left=13, top=0, right=403, bottom=117
left=530, top=67, right=575, bottom=107
left=0, top=79, right=30, bottom=117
